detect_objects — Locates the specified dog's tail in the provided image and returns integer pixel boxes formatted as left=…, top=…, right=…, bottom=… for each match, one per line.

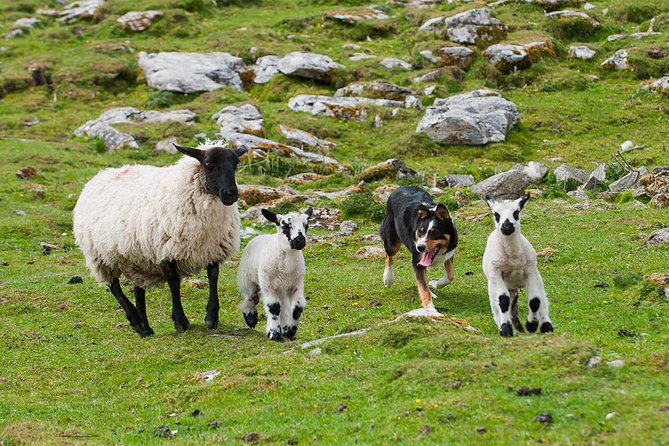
left=510, top=291, right=525, bottom=333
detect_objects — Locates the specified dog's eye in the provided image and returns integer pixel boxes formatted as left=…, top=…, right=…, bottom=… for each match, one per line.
left=513, top=210, right=519, bottom=220
left=494, top=212, right=500, bottom=223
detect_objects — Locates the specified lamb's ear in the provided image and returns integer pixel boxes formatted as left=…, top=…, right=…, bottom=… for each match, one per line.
left=416, top=204, right=429, bottom=219
left=303, top=207, right=314, bottom=219
left=233, top=145, right=248, bottom=158
left=174, top=144, right=204, bottom=163
left=261, top=208, right=280, bottom=226
left=518, top=192, right=530, bottom=210
left=435, top=204, right=451, bottom=221
left=484, top=194, right=495, bottom=209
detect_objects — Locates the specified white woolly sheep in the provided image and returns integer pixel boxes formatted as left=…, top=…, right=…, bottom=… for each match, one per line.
left=237, top=208, right=313, bottom=341
left=482, top=194, right=554, bottom=337
left=73, top=140, right=247, bottom=337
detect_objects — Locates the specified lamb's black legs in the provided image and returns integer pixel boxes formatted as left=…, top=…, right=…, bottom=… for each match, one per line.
left=133, top=285, right=155, bottom=337
left=204, top=262, right=219, bottom=330
left=161, top=260, right=190, bottom=333
left=109, top=279, right=149, bottom=337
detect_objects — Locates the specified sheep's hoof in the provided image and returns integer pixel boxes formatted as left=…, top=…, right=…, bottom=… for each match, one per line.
left=283, top=325, right=297, bottom=340
left=540, top=322, right=554, bottom=333
left=499, top=322, right=513, bottom=337
left=267, top=330, right=283, bottom=342
left=204, top=318, right=218, bottom=330
left=173, top=319, right=190, bottom=333
left=525, top=320, right=539, bottom=333
left=243, top=311, right=258, bottom=329
left=139, top=326, right=155, bottom=338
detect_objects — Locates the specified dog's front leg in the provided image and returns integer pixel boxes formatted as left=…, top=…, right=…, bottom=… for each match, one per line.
left=413, top=264, right=436, bottom=309
left=430, top=258, right=454, bottom=289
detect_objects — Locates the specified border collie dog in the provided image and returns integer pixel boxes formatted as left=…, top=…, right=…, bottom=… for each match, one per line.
left=380, top=186, right=458, bottom=309
left=482, top=194, right=554, bottom=337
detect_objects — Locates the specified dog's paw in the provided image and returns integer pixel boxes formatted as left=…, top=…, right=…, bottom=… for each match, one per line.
left=383, top=269, right=393, bottom=287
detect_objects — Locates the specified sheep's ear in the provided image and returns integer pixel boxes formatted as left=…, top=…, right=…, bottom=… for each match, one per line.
left=233, top=146, right=248, bottom=158
left=484, top=195, right=495, bottom=209
left=304, top=207, right=313, bottom=219
left=174, top=144, right=204, bottom=163
left=435, top=204, right=450, bottom=221
left=416, top=204, right=429, bottom=219
left=261, top=208, right=279, bottom=226
left=518, top=192, right=530, bottom=210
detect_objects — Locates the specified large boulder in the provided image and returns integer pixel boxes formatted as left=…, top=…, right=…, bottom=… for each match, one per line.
left=117, top=10, right=163, bottom=32
left=443, top=8, right=507, bottom=45
left=471, top=169, right=532, bottom=199
left=288, top=95, right=404, bottom=121
left=416, top=89, right=520, bottom=145
left=58, top=0, right=104, bottom=24
left=212, top=103, right=264, bottom=137
left=554, top=163, right=588, bottom=183
left=609, top=168, right=648, bottom=192
left=484, top=41, right=554, bottom=72
left=569, top=45, right=596, bottom=60
left=601, top=49, right=629, bottom=70
left=277, top=125, right=336, bottom=152
left=74, top=107, right=196, bottom=151
left=251, top=55, right=280, bottom=84
left=420, top=46, right=475, bottom=69
left=334, top=80, right=413, bottom=101
left=277, top=52, right=343, bottom=83
left=138, top=51, right=248, bottom=92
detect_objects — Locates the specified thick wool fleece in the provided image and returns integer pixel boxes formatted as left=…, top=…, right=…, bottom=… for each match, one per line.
left=73, top=149, right=240, bottom=288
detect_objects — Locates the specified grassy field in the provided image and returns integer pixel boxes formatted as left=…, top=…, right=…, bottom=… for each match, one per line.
left=1, top=0, right=669, bottom=444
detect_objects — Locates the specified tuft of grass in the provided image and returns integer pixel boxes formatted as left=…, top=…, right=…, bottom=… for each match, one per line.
left=339, top=192, right=386, bottom=222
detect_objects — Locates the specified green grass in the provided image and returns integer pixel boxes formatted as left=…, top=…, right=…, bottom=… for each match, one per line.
left=1, top=0, right=669, bottom=444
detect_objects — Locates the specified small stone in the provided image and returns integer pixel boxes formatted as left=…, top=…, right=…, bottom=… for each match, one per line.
left=436, top=174, right=474, bottom=188
left=569, top=45, right=596, bottom=60
left=607, top=359, right=625, bottom=369
left=582, top=163, right=607, bottom=190
left=68, top=276, right=83, bottom=284
left=339, top=220, right=357, bottom=236
left=515, top=386, right=542, bottom=396
left=190, top=409, right=203, bottom=417
left=448, top=380, right=463, bottom=389
left=476, top=426, right=487, bottom=433
left=40, top=242, right=60, bottom=254
left=154, top=425, right=173, bottom=438
left=587, top=357, right=602, bottom=370
left=308, top=347, right=321, bottom=356
left=241, top=432, right=260, bottom=443
left=15, top=210, right=27, bottom=216
left=16, top=167, right=38, bottom=180
left=594, top=282, right=609, bottom=288
left=337, top=404, right=348, bottom=412
left=605, top=412, right=619, bottom=419
left=420, top=425, right=431, bottom=435
left=187, top=279, right=208, bottom=289
left=379, top=57, right=412, bottom=70
left=534, top=413, right=553, bottom=424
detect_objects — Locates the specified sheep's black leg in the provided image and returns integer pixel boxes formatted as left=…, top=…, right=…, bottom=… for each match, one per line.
left=204, top=262, right=219, bottom=330
left=161, top=260, right=190, bottom=333
left=108, top=279, right=143, bottom=336
left=133, top=285, right=155, bottom=337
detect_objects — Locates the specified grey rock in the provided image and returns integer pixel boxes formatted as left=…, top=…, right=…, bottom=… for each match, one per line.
left=6, top=29, right=26, bottom=38
left=251, top=55, right=280, bottom=84
left=609, top=168, right=648, bottom=192
left=373, top=184, right=400, bottom=203
left=117, top=10, right=163, bottom=31
left=412, top=69, right=447, bottom=83
left=409, top=0, right=444, bottom=8
left=339, top=220, right=358, bottom=236
left=58, top=0, right=104, bottom=24
left=417, top=89, right=520, bottom=145
left=444, top=8, right=507, bottom=45
left=285, top=172, right=327, bottom=184
left=601, top=49, right=629, bottom=70
left=155, top=136, right=179, bottom=153
left=569, top=45, right=596, bottom=60
left=582, top=163, right=607, bottom=190
left=646, top=76, right=669, bottom=95
left=358, top=159, right=417, bottom=182
left=471, top=169, right=531, bottom=199
left=277, top=52, right=343, bottom=83
left=15, top=209, right=27, bottom=216
left=212, top=103, right=264, bottom=137
left=324, top=7, right=389, bottom=23
left=14, top=18, right=41, bottom=29
left=138, top=51, right=248, bottom=92
left=288, top=95, right=404, bottom=121
left=545, top=9, right=600, bottom=27
left=436, top=174, right=474, bottom=188
left=436, top=46, right=475, bottom=69
left=607, top=31, right=661, bottom=42
left=484, top=44, right=530, bottom=72
left=342, top=43, right=362, bottom=50
left=349, top=53, right=376, bottom=61
left=74, top=107, right=196, bottom=151
left=379, top=57, right=412, bottom=70
left=586, top=356, right=602, bottom=368
left=647, top=228, right=669, bottom=246
left=554, top=163, right=588, bottom=184
left=607, top=359, right=625, bottom=369
left=277, top=125, right=336, bottom=152
left=335, top=80, right=413, bottom=101
left=419, top=16, right=445, bottom=32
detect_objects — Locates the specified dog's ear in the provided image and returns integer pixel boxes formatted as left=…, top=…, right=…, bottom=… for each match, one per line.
left=261, top=208, right=280, bottom=226
left=435, top=204, right=451, bottom=221
left=518, top=192, right=530, bottom=210
left=416, top=205, right=430, bottom=219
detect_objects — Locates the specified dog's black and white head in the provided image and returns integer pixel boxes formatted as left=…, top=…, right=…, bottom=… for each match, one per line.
left=486, top=193, right=530, bottom=236
left=413, top=203, right=457, bottom=267
left=262, top=208, right=313, bottom=250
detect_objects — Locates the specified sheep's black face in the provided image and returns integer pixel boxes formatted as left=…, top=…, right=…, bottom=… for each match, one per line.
left=486, top=193, right=530, bottom=237
left=174, top=144, right=248, bottom=206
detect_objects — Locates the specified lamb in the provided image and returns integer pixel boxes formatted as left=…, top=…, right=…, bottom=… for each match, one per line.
left=482, top=193, right=554, bottom=337
left=237, top=208, right=313, bottom=341
left=72, top=140, right=247, bottom=337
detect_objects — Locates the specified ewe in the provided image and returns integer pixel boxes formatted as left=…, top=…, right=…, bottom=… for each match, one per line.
left=238, top=208, right=313, bottom=341
left=482, top=194, right=554, bottom=337
left=73, top=141, right=247, bottom=336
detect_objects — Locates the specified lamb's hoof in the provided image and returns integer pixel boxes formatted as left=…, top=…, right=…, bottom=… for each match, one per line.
left=283, top=325, right=297, bottom=340
left=540, top=322, right=554, bottom=333
left=204, top=318, right=218, bottom=330
left=243, top=311, right=258, bottom=329
left=267, top=330, right=283, bottom=342
left=499, top=322, right=514, bottom=337
left=526, top=320, right=538, bottom=333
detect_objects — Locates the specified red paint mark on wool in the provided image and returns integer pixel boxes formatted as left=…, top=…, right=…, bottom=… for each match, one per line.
left=114, top=167, right=131, bottom=180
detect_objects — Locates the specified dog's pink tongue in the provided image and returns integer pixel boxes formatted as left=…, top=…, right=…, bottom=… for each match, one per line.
left=418, top=251, right=433, bottom=267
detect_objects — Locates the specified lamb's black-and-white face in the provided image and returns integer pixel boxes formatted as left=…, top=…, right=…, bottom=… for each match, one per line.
left=262, top=208, right=314, bottom=250
left=486, top=194, right=530, bottom=236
